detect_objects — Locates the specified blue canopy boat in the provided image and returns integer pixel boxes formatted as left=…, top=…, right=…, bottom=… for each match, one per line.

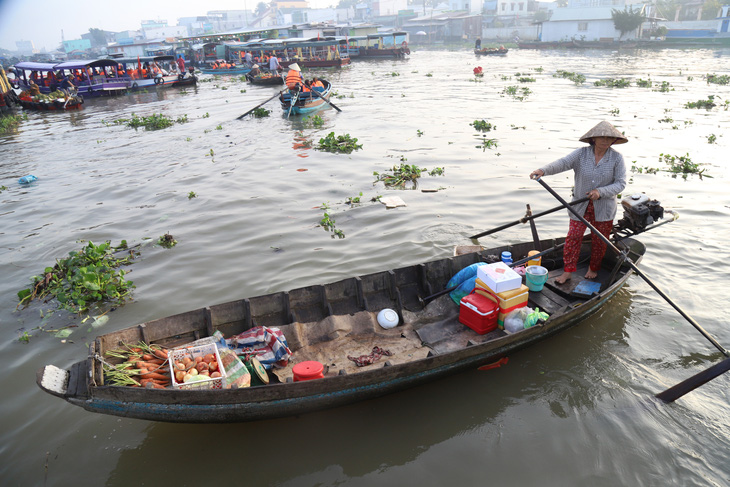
left=12, top=59, right=128, bottom=97
left=199, top=60, right=251, bottom=75
left=279, top=79, right=333, bottom=116
left=347, top=32, right=410, bottom=59
left=114, top=55, right=195, bottom=89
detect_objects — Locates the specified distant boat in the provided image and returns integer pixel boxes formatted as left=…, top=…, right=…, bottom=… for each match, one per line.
left=11, top=59, right=128, bottom=97
left=347, top=32, right=410, bottom=59
left=246, top=71, right=284, bottom=86
left=474, top=47, right=508, bottom=56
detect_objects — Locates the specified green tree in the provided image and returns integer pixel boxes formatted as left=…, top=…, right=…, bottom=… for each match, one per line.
left=612, top=6, right=645, bottom=39
left=88, top=28, right=107, bottom=47
left=701, top=0, right=722, bottom=20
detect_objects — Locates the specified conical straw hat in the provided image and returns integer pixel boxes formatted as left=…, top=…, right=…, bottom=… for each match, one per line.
left=579, top=121, right=628, bottom=144
left=289, top=63, right=301, bottom=71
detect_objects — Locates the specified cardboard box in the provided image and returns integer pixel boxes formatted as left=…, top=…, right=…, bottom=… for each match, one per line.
left=476, top=261, right=522, bottom=293
left=459, top=291, right=498, bottom=334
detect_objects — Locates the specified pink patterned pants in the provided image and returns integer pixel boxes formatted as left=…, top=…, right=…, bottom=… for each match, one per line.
left=563, top=201, right=613, bottom=273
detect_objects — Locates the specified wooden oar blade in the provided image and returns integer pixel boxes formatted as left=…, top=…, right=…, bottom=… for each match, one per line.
left=656, top=357, right=730, bottom=403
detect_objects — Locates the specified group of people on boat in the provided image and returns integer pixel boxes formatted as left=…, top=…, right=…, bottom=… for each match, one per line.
left=284, top=63, right=324, bottom=93
left=530, top=121, right=627, bottom=284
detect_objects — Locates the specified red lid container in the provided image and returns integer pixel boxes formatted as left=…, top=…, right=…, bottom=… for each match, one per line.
left=293, top=361, right=325, bottom=382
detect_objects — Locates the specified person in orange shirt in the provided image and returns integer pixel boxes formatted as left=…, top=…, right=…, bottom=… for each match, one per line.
left=311, top=77, right=325, bottom=91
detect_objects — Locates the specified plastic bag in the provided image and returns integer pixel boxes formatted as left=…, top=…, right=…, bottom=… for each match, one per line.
left=217, top=347, right=251, bottom=389
left=524, top=307, right=549, bottom=328
left=447, top=262, right=488, bottom=304
left=504, top=306, right=533, bottom=333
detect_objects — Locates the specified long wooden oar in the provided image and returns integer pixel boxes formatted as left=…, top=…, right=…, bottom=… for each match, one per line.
left=470, top=196, right=590, bottom=240
left=237, top=89, right=286, bottom=119
left=534, top=176, right=730, bottom=402
left=310, top=88, right=342, bottom=112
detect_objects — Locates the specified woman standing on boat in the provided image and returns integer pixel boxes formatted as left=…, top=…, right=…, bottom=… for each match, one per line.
left=529, top=121, right=627, bottom=284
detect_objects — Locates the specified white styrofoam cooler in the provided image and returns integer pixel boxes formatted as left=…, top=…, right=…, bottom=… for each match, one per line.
left=476, top=261, right=522, bottom=293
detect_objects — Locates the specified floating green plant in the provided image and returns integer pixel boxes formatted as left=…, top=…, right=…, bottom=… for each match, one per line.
left=17, top=241, right=136, bottom=314
left=471, top=120, right=495, bottom=132
left=501, top=85, right=532, bottom=100
left=116, top=113, right=188, bottom=131
left=157, top=233, right=177, bottom=248
left=416, top=129, right=424, bottom=137
left=316, top=132, right=363, bottom=154
left=373, top=161, right=445, bottom=188
left=476, top=137, right=498, bottom=151
left=659, top=153, right=711, bottom=179
left=707, top=134, right=717, bottom=144
left=517, top=77, right=536, bottom=83
left=636, top=78, right=652, bottom=88
left=346, top=192, right=363, bottom=205
left=554, top=70, right=585, bottom=85
left=594, top=78, right=631, bottom=88
left=304, top=114, right=324, bottom=127
left=0, top=185, right=8, bottom=193
left=252, top=107, right=270, bottom=117
left=685, top=96, right=716, bottom=109
left=0, top=113, right=25, bottom=133
left=706, top=73, right=730, bottom=85
left=655, top=81, right=673, bottom=92
left=318, top=202, right=345, bottom=239
left=188, top=191, right=197, bottom=199
left=609, top=108, right=620, bottom=115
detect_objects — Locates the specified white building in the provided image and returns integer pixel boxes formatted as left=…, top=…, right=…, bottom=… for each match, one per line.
left=374, top=0, right=408, bottom=16
left=540, top=3, right=646, bottom=42
left=143, top=25, right=188, bottom=39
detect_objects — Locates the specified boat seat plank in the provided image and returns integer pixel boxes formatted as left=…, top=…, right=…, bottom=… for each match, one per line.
left=415, top=316, right=505, bottom=355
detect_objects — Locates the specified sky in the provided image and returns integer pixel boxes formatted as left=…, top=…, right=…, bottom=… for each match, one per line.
left=0, top=0, right=332, bottom=52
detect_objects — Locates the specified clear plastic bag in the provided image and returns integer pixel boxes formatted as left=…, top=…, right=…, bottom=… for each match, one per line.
left=504, top=307, right=533, bottom=333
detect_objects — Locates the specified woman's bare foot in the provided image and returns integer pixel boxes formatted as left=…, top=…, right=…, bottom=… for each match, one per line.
left=585, top=269, right=598, bottom=279
left=555, top=272, right=572, bottom=284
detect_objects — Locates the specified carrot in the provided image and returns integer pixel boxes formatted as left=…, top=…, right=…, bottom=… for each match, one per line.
left=139, top=372, right=171, bottom=381
left=144, top=381, right=167, bottom=389
left=152, top=349, right=169, bottom=361
left=142, top=354, right=155, bottom=361
left=136, top=361, right=169, bottom=371
left=140, top=378, right=170, bottom=385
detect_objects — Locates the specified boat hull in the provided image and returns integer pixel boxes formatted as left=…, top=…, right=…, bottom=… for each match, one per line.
left=37, top=237, right=645, bottom=423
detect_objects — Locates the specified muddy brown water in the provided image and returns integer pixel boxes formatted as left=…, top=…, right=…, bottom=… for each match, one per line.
left=1, top=48, right=729, bottom=486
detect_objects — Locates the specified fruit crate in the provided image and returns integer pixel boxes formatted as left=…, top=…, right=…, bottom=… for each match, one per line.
left=168, top=343, right=226, bottom=390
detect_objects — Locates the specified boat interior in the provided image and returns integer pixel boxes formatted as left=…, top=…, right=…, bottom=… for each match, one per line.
left=96, top=236, right=643, bottom=386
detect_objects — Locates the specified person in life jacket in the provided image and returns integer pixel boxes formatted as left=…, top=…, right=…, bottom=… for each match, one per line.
left=285, top=63, right=303, bottom=90
left=311, top=77, right=325, bottom=91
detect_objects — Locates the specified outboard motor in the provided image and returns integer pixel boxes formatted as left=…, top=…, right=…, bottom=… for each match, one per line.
left=615, top=193, right=665, bottom=234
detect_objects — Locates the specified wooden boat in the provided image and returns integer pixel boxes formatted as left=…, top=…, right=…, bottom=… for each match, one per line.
left=238, top=37, right=351, bottom=69
left=200, top=62, right=251, bottom=75
left=37, top=232, right=646, bottom=423
left=474, top=47, right=509, bottom=56
left=347, top=32, right=410, bottom=59
left=114, top=55, right=189, bottom=90
left=11, top=59, right=128, bottom=97
left=246, top=72, right=284, bottom=86
left=17, top=92, right=84, bottom=110
left=279, top=79, right=333, bottom=116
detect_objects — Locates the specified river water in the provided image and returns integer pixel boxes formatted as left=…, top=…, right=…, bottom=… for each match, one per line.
left=1, top=47, right=729, bottom=486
